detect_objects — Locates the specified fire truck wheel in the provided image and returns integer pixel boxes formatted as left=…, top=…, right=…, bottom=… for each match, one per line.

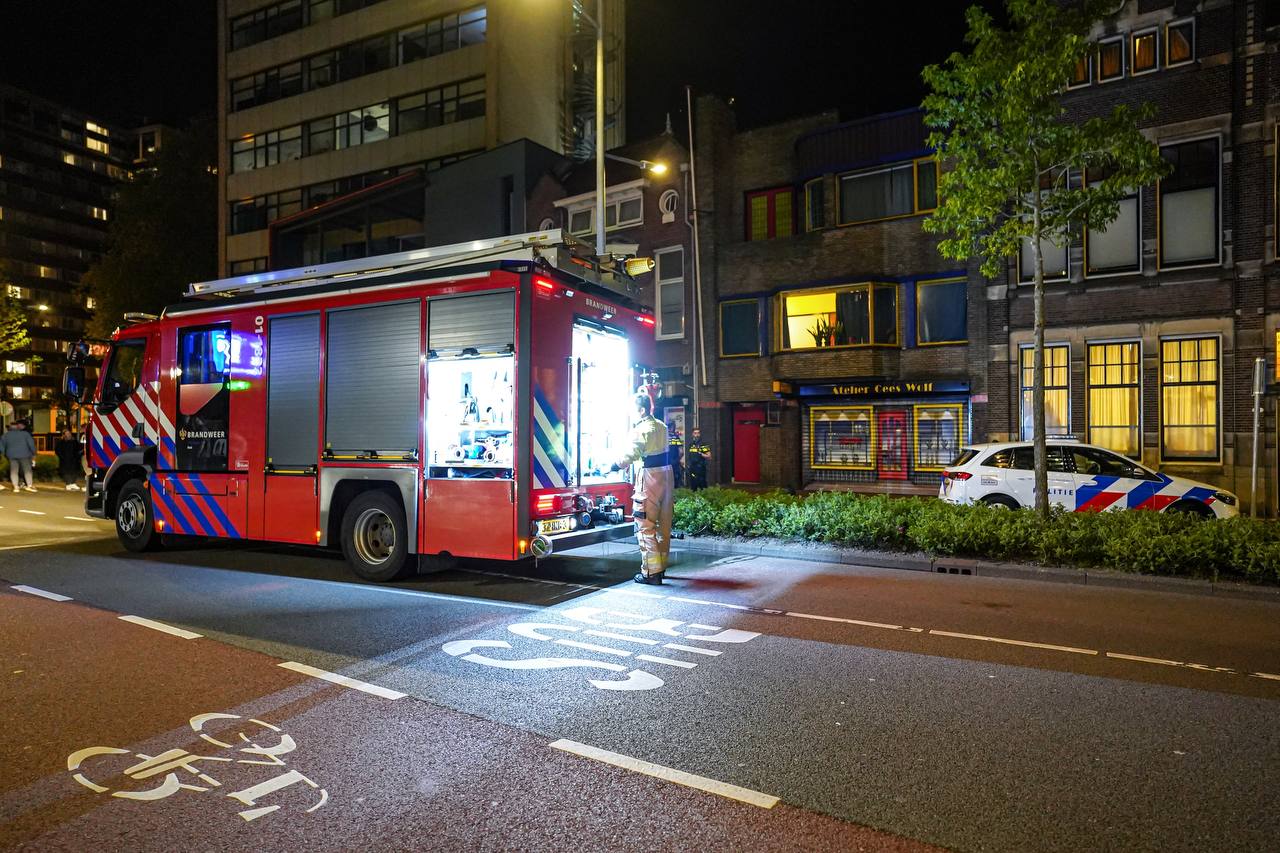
left=115, top=479, right=161, bottom=552
left=341, top=491, right=411, bottom=582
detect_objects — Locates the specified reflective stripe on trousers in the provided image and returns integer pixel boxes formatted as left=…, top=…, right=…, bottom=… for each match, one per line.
left=633, top=464, right=673, bottom=575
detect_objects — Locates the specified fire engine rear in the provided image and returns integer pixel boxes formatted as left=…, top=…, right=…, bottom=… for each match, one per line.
left=66, top=231, right=657, bottom=580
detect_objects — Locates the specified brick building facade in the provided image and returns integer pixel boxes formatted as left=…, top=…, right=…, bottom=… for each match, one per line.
left=688, top=0, right=1278, bottom=510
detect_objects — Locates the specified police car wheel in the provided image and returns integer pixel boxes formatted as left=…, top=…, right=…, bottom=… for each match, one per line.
left=116, top=478, right=161, bottom=553
left=341, top=491, right=411, bottom=582
left=981, top=494, right=1020, bottom=510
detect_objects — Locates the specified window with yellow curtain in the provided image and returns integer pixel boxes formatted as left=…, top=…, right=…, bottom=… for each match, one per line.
left=1161, top=337, right=1219, bottom=459
left=1087, top=342, right=1140, bottom=456
left=1020, top=345, right=1070, bottom=440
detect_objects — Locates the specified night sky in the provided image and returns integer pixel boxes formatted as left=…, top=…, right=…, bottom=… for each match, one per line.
left=0, top=0, right=996, bottom=134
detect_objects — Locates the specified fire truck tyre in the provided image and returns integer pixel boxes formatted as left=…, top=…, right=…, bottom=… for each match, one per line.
left=341, top=491, right=411, bottom=582
left=981, top=494, right=1020, bottom=510
left=115, top=479, right=161, bottom=552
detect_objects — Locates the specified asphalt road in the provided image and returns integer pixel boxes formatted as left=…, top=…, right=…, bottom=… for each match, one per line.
left=2, top=503, right=1278, bottom=852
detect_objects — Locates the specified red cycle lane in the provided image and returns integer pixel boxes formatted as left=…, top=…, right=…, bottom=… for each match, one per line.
left=0, top=585, right=942, bottom=853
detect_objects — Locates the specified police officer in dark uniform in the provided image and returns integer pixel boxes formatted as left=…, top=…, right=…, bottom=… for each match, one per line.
left=667, top=427, right=684, bottom=489
left=686, top=427, right=711, bottom=491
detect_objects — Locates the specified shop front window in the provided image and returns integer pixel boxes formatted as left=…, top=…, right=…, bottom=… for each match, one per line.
left=914, top=405, right=964, bottom=471
left=810, top=406, right=873, bottom=470
left=780, top=283, right=897, bottom=350
left=1020, top=344, right=1070, bottom=440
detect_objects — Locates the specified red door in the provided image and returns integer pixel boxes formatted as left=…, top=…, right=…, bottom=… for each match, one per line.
left=877, top=410, right=909, bottom=480
left=733, top=407, right=764, bottom=483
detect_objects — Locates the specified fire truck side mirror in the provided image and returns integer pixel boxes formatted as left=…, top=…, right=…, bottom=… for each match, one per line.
left=61, top=366, right=88, bottom=404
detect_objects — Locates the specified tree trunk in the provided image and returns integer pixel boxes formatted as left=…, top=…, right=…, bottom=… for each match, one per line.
left=1032, top=201, right=1049, bottom=519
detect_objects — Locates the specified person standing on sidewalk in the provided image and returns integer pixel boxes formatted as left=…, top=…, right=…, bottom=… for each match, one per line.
left=686, top=427, right=711, bottom=491
left=1, top=420, right=38, bottom=493
left=55, top=428, right=83, bottom=491
left=612, top=392, right=673, bottom=584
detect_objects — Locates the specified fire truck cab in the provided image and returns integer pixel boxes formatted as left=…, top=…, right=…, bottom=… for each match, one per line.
left=76, top=230, right=657, bottom=581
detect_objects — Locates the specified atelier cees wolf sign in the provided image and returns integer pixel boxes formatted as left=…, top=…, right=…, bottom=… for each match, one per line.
left=443, top=605, right=761, bottom=691
left=67, top=713, right=328, bottom=823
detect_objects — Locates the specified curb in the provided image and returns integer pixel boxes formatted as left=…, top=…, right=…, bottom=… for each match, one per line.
left=675, top=536, right=1280, bottom=603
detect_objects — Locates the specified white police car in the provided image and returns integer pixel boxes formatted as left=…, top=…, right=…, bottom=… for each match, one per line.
left=939, top=438, right=1238, bottom=518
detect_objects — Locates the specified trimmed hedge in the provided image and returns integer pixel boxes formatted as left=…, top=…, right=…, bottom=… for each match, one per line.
left=673, top=487, right=1280, bottom=584
left=0, top=452, right=60, bottom=482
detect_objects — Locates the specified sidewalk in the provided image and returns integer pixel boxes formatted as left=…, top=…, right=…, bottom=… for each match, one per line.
left=675, top=534, right=1280, bottom=603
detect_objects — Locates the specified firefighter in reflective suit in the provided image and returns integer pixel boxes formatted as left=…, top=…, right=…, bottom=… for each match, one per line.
left=612, top=392, right=672, bottom=584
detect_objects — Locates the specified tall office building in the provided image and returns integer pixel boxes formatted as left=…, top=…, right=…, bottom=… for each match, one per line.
left=217, top=0, right=626, bottom=275
left=0, top=85, right=132, bottom=431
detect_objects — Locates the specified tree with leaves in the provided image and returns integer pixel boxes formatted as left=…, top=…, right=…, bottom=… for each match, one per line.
left=921, top=0, right=1170, bottom=517
left=0, top=293, right=32, bottom=381
left=82, top=118, right=217, bottom=338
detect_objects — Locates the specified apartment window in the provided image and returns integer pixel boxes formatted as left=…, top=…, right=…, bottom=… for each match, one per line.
left=565, top=194, right=643, bottom=236
left=720, top=300, right=760, bottom=357
left=1161, top=337, right=1218, bottom=460
left=745, top=187, right=793, bottom=240
left=568, top=209, right=592, bottom=234
left=804, top=177, right=825, bottom=231
left=1019, top=234, right=1068, bottom=281
left=1165, top=19, right=1194, bottom=67
left=1069, top=54, right=1092, bottom=88
left=90, top=206, right=108, bottom=221
left=916, top=278, right=967, bottom=345
left=914, top=405, right=965, bottom=471
left=1085, top=168, right=1140, bottom=275
left=1087, top=342, right=1141, bottom=456
left=308, top=102, right=390, bottom=155
left=1098, top=37, right=1124, bottom=81
left=230, top=125, right=302, bottom=173
left=839, top=158, right=936, bottom=225
left=229, top=257, right=269, bottom=275
left=1131, top=29, right=1158, bottom=74
left=654, top=246, right=685, bottom=340
left=230, top=62, right=303, bottom=112
left=228, top=0, right=388, bottom=51
left=1159, top=138, right=1219, bottom=268
left=779, top=283, right=897, bottom=350
left=1020, top=344, right=1070, bottom=440
left=811, top=406, right=873, bottom=470
left=394, top=77, right=485, bottom=134
left=85, top=296, right=96, bottom=310
left=229, top=189, right=303, bottom=235
left=4, top=360, right=27, bottom=375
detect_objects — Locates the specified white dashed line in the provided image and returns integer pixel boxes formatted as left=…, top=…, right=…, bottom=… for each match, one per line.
left=278, top=661, right=406, bottom=700
left=786, top=610, right=904, bottom=631
left=63, top=516, right=101, bottom=522
left=1251, top=672, right=1280, bottom=682
left=11, top=584, right=72, bottom=602
left=929, top=629, right=1098, bottom=656
left=17, top=510, right=45, bottom=516
left=550, top=739, right=779, bottom=808
left=1106, top=652, right=1184, bottom=667
left=118, top=615, right=203, bottom=639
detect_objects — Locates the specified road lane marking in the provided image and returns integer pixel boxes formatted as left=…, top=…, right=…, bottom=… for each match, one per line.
left=1251, top=672, right=1280, bottom=682
left=786, top=610, right=904, bottom=631
left=63, top=516, right=101, bottom=522
left=11, top=584, right=72, bottom=602
left=549, top=739, right=779, bottom=808
left=278, top=661, right=406, bottom=700
left=928, top=630, right=1098, bottom=656
left=118, top=615, right=203, bottom=640
left=663, top=643, right=722, bottom=657
left=636, top=654, right=698, bottom=669
left=17, top=510, right=45, bottom=516
left=1106, top=652, right=1183, bottom=667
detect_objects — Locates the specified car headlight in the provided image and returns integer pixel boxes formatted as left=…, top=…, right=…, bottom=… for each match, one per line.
left=1213, top=491, right=1237, bottom=506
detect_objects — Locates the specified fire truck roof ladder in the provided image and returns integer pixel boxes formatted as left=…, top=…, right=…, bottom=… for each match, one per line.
left=188, top=229, right=640, bottom=303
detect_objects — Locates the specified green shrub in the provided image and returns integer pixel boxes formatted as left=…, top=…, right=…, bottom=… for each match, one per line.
left=672, top=488, right=1279, bottom=584
left=0, top=452, right=59, bottom=482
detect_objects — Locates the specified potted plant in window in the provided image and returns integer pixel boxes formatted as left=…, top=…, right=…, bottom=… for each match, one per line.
left=808, top=317, right=831, bottom=347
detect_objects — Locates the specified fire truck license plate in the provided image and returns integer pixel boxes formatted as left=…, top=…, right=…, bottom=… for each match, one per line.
left=536, top=517, right=573, bottom=536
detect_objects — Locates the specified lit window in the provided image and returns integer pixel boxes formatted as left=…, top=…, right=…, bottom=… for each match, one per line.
left=90, top=206, right=108, bottom=221
left=1087, top=342, right=1141, bottom=456
left=4, top=360, right=28, bottom=375
left=38, top=266, right=56, bottom=278
left=1166, top=19, right=1194, bottom=66
left=86, top=136, right=109, bottom=154
left=1161, top=337, right=1218, bottom=460
left=804, top=177, right=825, bottom=231
left=654, top=246, right=684, bottom=340
left=811, top=406, right=873, bottom=470
left=1131, top=30, right=1157, bottom=74
left=1085, top=168, right=1140, bottom=274
left=914, top=405, right=965, bottom=471
left=779, top=283, right=897, bottom=350
left=1159, top=138, right=1219, bottom=267
left=719, top=299, right=760, bottom=357
left=85, top=296, right=97, bottom=310
left=10, top=387, right=26, bottom=399
left=1098, top=38, right=1124, bottom=81
left=85, top=121, right=107, bottom=135
left=1069, top=53, right=1092, bottom=87
left=62, top=152, right=76, bottom=166
left=745, top=187, right=793, bottom=240
left=916, top=278, right=967, bottom=345
left=5, top=284, right=21, bottom=298
left=1020, top=344, right=1070, bottom=440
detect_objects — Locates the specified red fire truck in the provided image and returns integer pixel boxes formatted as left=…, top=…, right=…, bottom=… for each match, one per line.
left=68, top=231, right=657, bottom=580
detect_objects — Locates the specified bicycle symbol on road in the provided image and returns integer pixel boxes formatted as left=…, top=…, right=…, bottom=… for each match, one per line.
left=443, top=605, right=761, bottom=692
left=67, top=712, right=328, bottom=823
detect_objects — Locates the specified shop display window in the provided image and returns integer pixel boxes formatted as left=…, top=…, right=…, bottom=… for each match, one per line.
left=914, top=405, right=964, bottom=471
left=810, top=406, right=873, bottom=470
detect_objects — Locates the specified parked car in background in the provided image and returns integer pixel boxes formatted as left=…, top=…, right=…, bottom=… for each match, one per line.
left=940, top=438, right=1239, bottom=519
